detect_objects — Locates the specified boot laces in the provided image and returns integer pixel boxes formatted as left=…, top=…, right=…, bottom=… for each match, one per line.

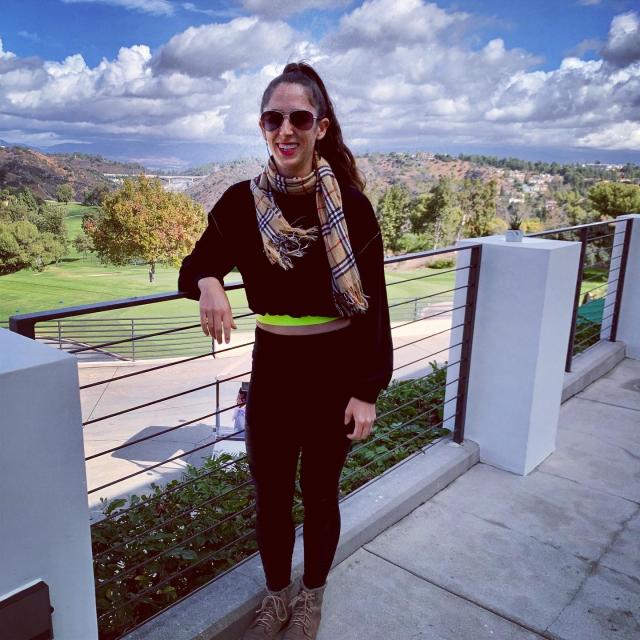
left=289, top=590, right=315, bottom=632
left=254, top=593, right=288, bottom=630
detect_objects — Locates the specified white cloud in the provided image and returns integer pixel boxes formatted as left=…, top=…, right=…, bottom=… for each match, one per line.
left=153, top=17, right=308, bottom=78
left=328, top=0, right=469, bottom=51
left=602, top=11, right=640, bottom=67
left=181, top=2, right=240, bottom=18
left=17, top=31, right=41, bottom=43
left=577, top=121, right=640, bottom=150
left=61, top=0, right=174, bottom=16
left=0, top=38, right=16, bottom=61
left=1, top=1, right=639, bottom=156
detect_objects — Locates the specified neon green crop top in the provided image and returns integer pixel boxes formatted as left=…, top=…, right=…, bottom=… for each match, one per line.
left=256, top=313, right=339, bottom=326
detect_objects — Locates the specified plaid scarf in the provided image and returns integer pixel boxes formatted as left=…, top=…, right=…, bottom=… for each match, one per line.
left=250, top=153, right=368, bottom=316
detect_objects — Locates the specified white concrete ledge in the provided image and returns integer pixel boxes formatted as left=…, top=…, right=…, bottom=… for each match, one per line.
left=561, top=340, right=626, bottom=402
left=123, top=437, right=479, bottom=640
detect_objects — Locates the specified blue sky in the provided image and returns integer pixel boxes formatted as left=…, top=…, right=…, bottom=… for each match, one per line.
left=4, top=1, right=632, bottom=69
left=1, top=0, right=639, bottom=167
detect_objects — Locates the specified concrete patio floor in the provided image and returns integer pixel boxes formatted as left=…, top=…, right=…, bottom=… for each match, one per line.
left=313, top=356, right=640, bottom=640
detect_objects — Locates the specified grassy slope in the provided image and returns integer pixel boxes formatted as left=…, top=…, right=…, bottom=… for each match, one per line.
left=1, top=203, right=609, bottom=328
left=1, top=203, right=457, bottom=327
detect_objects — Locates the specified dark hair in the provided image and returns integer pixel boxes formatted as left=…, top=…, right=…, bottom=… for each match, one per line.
left=260, top=61, right=365, bottom=192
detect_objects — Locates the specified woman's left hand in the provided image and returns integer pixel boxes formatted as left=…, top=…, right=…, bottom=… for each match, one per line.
left=344, top=397, right=376, bottom=441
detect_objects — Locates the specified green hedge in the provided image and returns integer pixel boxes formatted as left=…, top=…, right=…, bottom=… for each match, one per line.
left=92, top=362, right=450, bottom=638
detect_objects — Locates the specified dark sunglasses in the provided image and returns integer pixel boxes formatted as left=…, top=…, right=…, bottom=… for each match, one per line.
left=260, top=109, right=318, bottom=132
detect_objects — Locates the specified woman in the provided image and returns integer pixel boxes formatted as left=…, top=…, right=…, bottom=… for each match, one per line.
left=178, top=61, right=393, bottom=640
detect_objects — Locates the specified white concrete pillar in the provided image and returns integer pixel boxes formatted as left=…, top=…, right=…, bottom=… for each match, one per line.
left=443, top=236, right=581, bottom=476
left=600, top=214, right=640, bottom=358
left=0, top=329, right=98, bottom=639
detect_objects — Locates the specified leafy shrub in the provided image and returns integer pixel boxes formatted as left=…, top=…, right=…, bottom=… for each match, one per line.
left=93, top=362, right=449, bottom=638
left=428, top=257, right=456, bottom=269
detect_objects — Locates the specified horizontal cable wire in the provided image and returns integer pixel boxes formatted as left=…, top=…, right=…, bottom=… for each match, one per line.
left=392, top=323, right=463, bottom=352
left=97, top=500, right=257, bottom=591
left=348, top=392, right=459, bottom=459
left=98, top=528, right=257, bottom=621
left=83, top=367, right=251, bottom=427
left=93, top=369, right=458, bottom=543
left=85, top=400, right=243, bottom=461
left=573, top=335, right=603, bottom=352
left=393, top=341, right=462, bottom=372
left=580, top=282, right=609, bottom=297
left=94, top=453, right=249, bottom=524
left=385, top=264, right=468, bottom=287
left=387, top=285, right=466, bottom=309
left=342, top=416, right=454, bottom=485
left=584, top=231, right=615, bottom=242
left=579, top=273, right=611, bottom=286
left=390, top=302, right=467, bottom=330
left=91, top=364, right=455, bottom=523
left=94, top=479, right=254, bottom=562
left=70, top=310, right=256, bottom=354
left=88, top=430, right=246, bottom=495
left=80, top=351, right=219, bottom=389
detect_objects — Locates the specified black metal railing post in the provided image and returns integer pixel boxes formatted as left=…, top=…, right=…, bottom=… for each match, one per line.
left=453, top=244, right=482, bottom=444
left=565, top=226, right=589, bottom=372
left=610, top=217, right=634, bottom=342
left=9, top=316, right=36, bottom=339
left=130, top=319, right=136, bottom=361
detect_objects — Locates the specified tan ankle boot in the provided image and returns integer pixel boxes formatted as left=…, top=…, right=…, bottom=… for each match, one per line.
left=282, top=581, right=326, bottom=640
left=242, top=582, right=294, bottom=639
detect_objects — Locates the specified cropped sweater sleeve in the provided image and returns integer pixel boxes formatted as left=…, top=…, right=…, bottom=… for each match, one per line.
left=346, top=192, right=394, bottom=404
left=177, top=187, right=237, bottom=300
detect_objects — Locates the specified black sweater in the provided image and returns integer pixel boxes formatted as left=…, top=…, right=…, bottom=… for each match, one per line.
left=178, top=180, right=393, bottom=403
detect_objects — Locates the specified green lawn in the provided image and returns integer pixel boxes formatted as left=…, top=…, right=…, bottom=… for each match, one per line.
left=1, top=204, right=613, bottom=351
left=1, top=204, right=458, bottom=336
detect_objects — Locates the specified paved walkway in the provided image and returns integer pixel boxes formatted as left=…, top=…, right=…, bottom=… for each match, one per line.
left=313, top=356, right=640, bottom=640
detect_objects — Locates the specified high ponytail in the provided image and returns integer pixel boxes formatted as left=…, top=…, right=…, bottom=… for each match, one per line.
left=260, top=61, right=365, bottom=192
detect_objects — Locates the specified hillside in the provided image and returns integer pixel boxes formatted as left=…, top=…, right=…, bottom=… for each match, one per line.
left=184, top=152, right=508, bottom=211
left=0, top=147, right=144, bottom=200
left=185, top=158, right=264, bottom=211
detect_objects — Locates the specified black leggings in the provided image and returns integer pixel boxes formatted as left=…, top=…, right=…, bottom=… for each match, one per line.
left=245, top=324, right=356, bottom=591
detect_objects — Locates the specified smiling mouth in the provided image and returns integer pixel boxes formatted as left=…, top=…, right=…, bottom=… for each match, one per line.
left=277, top=143, right=298, bottom=156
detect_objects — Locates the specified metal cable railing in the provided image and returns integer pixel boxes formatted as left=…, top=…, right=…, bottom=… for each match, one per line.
left=10, top=243, right=482, bottom=639
left=9, top=214, right=636, bottom=638
left=526, top=217, right=634, bottom=371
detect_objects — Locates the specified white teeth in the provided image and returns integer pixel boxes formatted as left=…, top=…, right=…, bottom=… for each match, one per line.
left=279, top=144, right=297, bottom=150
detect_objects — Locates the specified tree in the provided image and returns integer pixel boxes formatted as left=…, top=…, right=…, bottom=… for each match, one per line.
left=83, top=184, right=110, bottom=206
left=0, top=220, right=65, bottom=275
left=425, top=179, right=461, bottom=249
left=34, top=202, right=67, bottom=240
left=84, top=176, right=205, bottom=282
left=556, top=190, right=597, bottom=226
left=459, top=179, right=497, bottom=239
left=376, top=185, right=411, bottom=254
left=73, top=231, right=94, bottom=258
left=588, top=181, right=640, bottom=218
left=407, top=193, right=432, bottom=234
left=0, top=191, right=67, bottom=273
left=56, top=183, right=74, bottom=203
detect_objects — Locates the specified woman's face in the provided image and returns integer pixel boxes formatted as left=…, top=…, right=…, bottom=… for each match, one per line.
left=259, top=82, right=329, bottom=178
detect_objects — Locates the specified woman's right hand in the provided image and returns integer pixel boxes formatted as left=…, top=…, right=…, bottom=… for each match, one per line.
left=198, top=277, right=237, bottom=344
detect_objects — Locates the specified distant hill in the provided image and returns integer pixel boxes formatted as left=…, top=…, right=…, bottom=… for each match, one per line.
left=50, top=152, right=146, bottom=175
left=0, top=147, right=145, bottom=200
left=184, top=152, right=506, bottom=211
left=186, top=158, right=264, bottom=211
